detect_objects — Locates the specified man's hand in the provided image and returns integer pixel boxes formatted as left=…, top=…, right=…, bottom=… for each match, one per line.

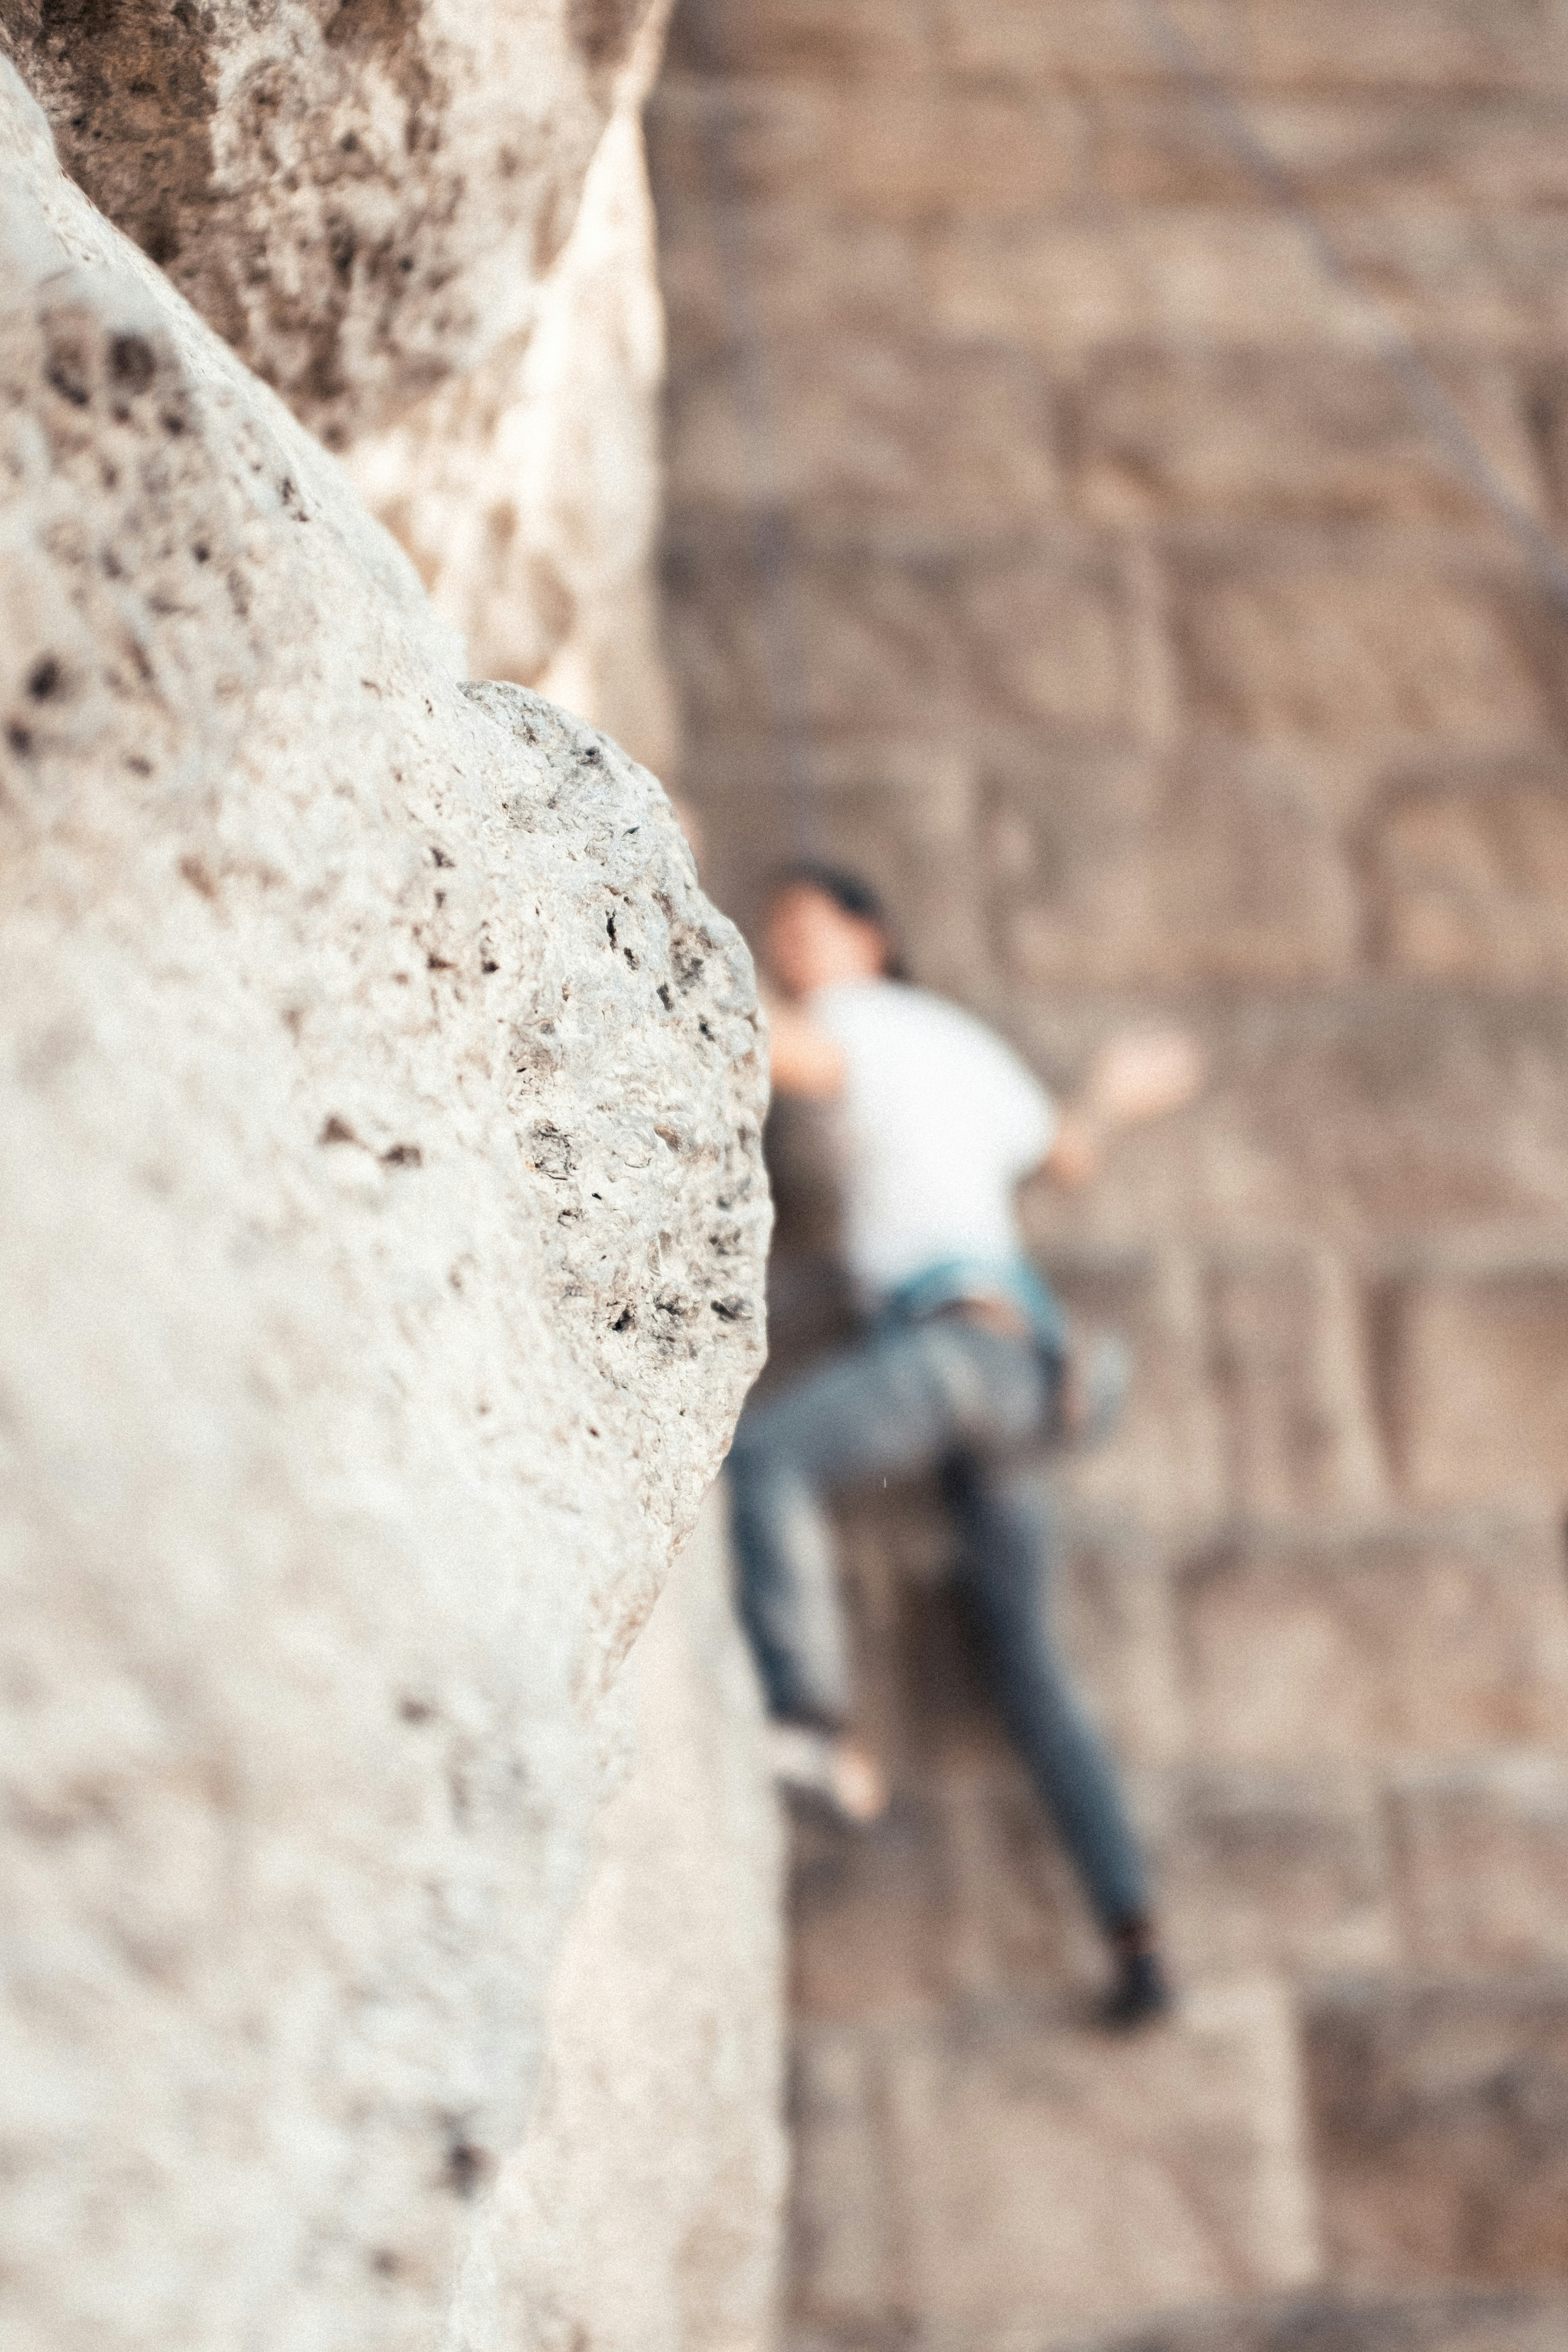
left=1042, top=1026, right=1204, bottom=1189
left=1084, top=1028, right=1205, bottom=1131
left=764, top=993, right=847, bottom=1100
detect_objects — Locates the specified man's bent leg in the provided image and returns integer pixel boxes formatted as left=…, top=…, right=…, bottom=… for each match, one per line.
left=730, top=1322, right=1049, bottom=1728
left=942, top=1454, right=1150, bottom=1934
left=729, top=1450, right=850, bottom=1727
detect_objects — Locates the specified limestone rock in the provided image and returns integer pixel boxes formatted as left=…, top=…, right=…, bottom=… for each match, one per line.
left=0, top=59, right=771, bottom=2350
left=1, top=0, right=681, bottom=757
left=344, top=102, right=680, bottom=772
left=454, top=1490, right=786, bottom=2352
left=0, top=0, right=672, bottom=450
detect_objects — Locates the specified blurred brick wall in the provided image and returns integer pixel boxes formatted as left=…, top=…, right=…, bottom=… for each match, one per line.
left=648, top=4, right=1568, bottom=2345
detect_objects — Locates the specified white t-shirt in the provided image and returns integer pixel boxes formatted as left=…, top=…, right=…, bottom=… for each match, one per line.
left=808, top=978, right=1056, bottom=1305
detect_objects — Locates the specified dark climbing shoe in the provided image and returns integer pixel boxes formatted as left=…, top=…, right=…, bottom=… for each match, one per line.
left=1101, top=1946, right=1173, bottom=2031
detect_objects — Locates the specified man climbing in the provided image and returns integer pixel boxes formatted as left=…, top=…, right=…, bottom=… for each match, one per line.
left=728, top=864, right=1202, bottom=2028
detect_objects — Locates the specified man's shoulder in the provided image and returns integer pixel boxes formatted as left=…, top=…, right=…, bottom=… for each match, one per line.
left=815, top=979, right=1036, bottom=1081
left=816, top=977, right=962, bottom=1042
left=893, top=983, right=1018, bottom=1058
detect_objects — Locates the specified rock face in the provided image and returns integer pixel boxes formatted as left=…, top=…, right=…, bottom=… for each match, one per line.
left=0, top=54, right=775, bottom=2352
left=0, top=0, right=667, bottom=449
left=454, top=1492, right=785, bottom=2352
left=0, top=0, right=682, bottom=766
left=344, top=99, right=680, bottom=772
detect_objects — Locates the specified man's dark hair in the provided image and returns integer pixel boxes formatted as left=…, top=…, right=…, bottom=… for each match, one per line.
left=771, top=860, right=908, bottom=979
left=775, top=860, right=888, bottom=927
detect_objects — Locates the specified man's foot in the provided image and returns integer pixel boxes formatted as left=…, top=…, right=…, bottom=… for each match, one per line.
left=1100, top=1944, right=1173, bottom=2032
left=767, top=1722, right=889, bottom=1826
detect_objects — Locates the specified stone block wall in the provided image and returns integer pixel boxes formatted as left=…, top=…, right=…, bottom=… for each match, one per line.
left=648, top=2, right=1568, bottom=2344
left=0, top=8, right=784, bottom=2346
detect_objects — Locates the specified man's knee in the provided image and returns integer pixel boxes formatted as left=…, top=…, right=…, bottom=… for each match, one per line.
left=726, top=1413, right=773, bottom=1489
left=729, top=1384, right=821, bottom=1487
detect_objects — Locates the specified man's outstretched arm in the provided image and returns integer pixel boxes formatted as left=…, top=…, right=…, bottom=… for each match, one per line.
left=1041, top=1028, right=1205, bottom=1190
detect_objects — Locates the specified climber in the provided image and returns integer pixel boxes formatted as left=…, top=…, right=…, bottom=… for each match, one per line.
left=728, top=864, right=1202, bottom=2029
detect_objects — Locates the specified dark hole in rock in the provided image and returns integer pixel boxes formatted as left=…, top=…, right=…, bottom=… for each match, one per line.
left=108, top=334, right=156, bottom=392
left=444, top=2136, right=490, bottom=2200
left=530, top=1123, right=574, bottom=1180
left=45, top=346, right=91, bottom=407
left=26, top=657, right=62, bottom=701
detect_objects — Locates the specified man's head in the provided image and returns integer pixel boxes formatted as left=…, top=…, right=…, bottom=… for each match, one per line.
left=764, top=864, right=898, bottom=999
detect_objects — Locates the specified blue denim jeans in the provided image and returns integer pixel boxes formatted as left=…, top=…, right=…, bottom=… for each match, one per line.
left=727, top=1314, right=1149, bottom=1933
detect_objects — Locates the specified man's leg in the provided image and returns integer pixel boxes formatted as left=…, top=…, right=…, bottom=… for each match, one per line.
left=729, top=1320, right=1049, bottom=1731
left=940, top=1453, right=1151, bottom=1937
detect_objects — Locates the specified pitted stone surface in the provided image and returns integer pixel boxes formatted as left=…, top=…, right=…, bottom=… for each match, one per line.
left=0, top=0, right=670, bottom=450
left=0, top=0, right=684, bottom=765
left=345, top=102, right=679, bottom=772
left=0, top=62, right=771, bottom=2351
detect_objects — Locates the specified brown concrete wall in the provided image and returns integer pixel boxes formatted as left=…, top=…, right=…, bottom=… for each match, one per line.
left=648, top=2, right=1568, bottom=2344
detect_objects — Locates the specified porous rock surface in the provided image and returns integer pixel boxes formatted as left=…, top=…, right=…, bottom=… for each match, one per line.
left=0, top=0, right=681, bottom=765
left=345, top=99, right=680, bottom=774
left=0, top=0, right=670, bottom=450
left=0, top=58, right=773, bottom=2352
left=455, top=1489, right=785, bottom=2352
